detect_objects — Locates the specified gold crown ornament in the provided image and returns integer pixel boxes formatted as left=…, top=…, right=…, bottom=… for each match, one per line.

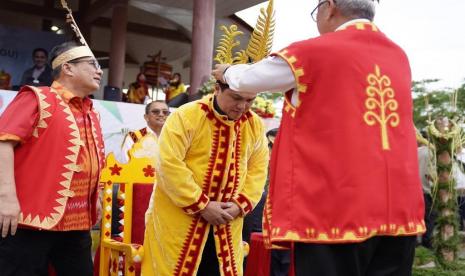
left=51, top=0, right=95, bottom=69
left=214, top=0, right=275, bottom=65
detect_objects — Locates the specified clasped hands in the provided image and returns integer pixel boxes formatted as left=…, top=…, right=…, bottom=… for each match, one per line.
left=200, top=201, right=241, bottom=226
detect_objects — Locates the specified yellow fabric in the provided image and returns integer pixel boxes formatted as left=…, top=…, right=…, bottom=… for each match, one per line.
left=165, top=83, right=186, bottom=102
left=127, top=83, right=148, bottom=104
left=142, top=95, right=268, bottom=276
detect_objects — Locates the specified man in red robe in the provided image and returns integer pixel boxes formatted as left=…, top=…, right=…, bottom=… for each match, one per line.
left=0, top=41, right=105, bottom=276
left=213, top=0, right=424, bottom=275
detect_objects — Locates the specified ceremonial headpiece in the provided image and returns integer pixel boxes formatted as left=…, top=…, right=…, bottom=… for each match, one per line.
left=51, top=0, right=95, bottom=70
left=214, top=0, right=275, bottom=65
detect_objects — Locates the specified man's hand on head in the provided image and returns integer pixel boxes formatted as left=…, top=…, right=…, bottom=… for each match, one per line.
left=212, top=64, right=231, bottom=83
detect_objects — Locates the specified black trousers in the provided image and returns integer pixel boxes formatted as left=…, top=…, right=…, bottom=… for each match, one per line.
left=270, top=249, right=291, bottom=276
left=422, top=193, right=437, bottom=248
left=197, top=227, right=221, bottom=276
left=294, top=235, right=416, bottom=276
left=0, top=228, right=93, bottom=276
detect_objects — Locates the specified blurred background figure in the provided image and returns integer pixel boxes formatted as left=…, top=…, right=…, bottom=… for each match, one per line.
left=417, top=131, right=435, bottom=249
left=121, top=100, right=169, bottom=162
left=0, top=69, right=12, bottom=90
left=127, top=73, right=149, bottom=104
left=20, top=48, right=52, bottom=87
left=164, top=72, right=187, bottom=107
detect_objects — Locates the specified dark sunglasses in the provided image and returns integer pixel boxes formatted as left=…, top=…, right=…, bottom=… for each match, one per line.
left=150, top=109, right=170, bottom=116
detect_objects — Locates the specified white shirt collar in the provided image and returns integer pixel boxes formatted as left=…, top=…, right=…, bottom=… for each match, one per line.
left=145, top=126, right=158, bottom=137
left=335, top=18, right=371, bottom=31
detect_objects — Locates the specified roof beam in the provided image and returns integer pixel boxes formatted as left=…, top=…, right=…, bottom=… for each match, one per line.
left=0, top=2, right=190, bottom=43
left=93, top=17, right=191, bottom=43
left=228, top=14, right=253, bottom=33
left=0, top=0, right=64, bottom=19
left=83, top=0, right=114, bottom=24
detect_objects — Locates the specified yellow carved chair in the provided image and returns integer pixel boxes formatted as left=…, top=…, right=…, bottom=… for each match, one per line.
left=95, top=136, right=156, bottom=276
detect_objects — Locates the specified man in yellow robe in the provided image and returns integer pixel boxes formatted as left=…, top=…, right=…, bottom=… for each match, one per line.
left=142, top=82, right=269, bottom=276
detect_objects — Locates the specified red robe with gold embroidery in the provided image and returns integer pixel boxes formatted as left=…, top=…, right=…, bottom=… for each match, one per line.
left=10, top=85, right=105, bottom=230
left=263, top=22, right=425, bottom=246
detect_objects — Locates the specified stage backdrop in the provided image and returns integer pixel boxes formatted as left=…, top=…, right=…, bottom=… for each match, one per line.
left=0, top=25, right=65, bottom=88
left=0, top=90, right=147, bottom=163
left=0, top=90, right=281, bottom=162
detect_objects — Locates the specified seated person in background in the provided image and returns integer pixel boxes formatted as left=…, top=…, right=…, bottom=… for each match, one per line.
left=127, top=73, right=149, bottom=104
left=121, top=100, right=169, bottom=163
left=164, top=72, right=187, bottom=107
left=0, top=69, right=12, bottom=90
left=20, top=48, right=53, bottom=87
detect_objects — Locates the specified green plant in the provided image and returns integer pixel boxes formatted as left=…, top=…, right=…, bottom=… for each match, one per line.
left=428, top=119, right=462, bottom=269
left=198, top=77, right=217, bottom=96
left=413, top=79, right=465, bottom=130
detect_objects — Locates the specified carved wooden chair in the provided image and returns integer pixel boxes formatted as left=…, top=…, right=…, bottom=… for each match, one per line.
left=95, top=135, right=157, bottom=276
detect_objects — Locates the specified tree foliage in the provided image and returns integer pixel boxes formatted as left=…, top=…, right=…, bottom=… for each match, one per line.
left=413, top=79, right=465, bottom=130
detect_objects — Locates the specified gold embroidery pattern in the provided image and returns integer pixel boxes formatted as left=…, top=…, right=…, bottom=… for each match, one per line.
left=275, top=50, right=307, bottom=117
left=267, top=221, right=425, bottom=243
left=19, top=88, right=81, bottom=229
left=29, top=87, right=52, bottom=138
left=338, top=22, right=379, bottom=32
left=363, top=65, right=400, bottom=150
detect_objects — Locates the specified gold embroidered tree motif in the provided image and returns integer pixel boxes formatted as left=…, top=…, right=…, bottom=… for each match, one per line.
left=363, top=65, right=399, bottom=150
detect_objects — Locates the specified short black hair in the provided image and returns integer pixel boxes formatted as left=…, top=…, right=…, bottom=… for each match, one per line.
left=216, top=81, right=230, bottom=92
left=266, top=128, right=278, bottom=138
left=32, top=48, right=48, bottom=58
left=49, top=41, right=80, bottom=80
left=267, top=128, right=279, bottom=149
left=145, top=100, right=168, bottom=114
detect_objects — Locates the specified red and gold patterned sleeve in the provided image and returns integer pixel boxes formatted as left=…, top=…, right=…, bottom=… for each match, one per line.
left=0, top=91, right=39, bottom=143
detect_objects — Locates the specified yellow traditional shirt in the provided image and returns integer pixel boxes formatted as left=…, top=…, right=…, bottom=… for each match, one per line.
left=142, top=94, right=268, bottom=276
left=165, top=83, right=186, bottom=102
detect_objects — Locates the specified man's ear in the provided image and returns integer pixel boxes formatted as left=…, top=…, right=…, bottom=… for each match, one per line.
left=144, top=114, right=149, bottom=122
left=61, top=63, right=74, bottom=77
left=214, top=84, right=221, bottom=96
left=326, top=0, right=338, bottom=19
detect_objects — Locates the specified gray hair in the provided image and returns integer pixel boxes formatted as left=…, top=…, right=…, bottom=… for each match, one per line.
left=336, top=0, right=376, bottom=21
left=50, top=41, right=80, bottom=80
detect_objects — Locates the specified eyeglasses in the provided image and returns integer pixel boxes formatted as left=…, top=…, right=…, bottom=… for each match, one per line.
left=68, top=59, right=101, bottom=70
left=311, top=0, right=331, bottom=22
left=150, top=109, right=170, bottom=116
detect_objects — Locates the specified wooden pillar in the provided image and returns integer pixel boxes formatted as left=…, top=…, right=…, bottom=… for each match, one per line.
left=105, top=0, right=128, bottom=101
left=189, top=0, right=216, bottom=99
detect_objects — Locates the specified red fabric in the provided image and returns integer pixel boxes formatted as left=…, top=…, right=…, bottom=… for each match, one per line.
left=53, top=83, right=101, bottom=231
left=245, top=233, right=270, bottom=276
left=11, top=84, right=105, bottom=230
left=0, top=91, right=38, bottom=143
left=48, top=264, right=56, bottom=276
left=265, top=23, right=425, bottom=246
left=131, top=184, right=153, bottom=244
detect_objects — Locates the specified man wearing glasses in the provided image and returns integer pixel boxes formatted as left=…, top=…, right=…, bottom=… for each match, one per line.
left=213, top=0, right=424, bottom=275
left=121, top=100, right=170, bottom=163
left=0, top=41, right=105, bottom=276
